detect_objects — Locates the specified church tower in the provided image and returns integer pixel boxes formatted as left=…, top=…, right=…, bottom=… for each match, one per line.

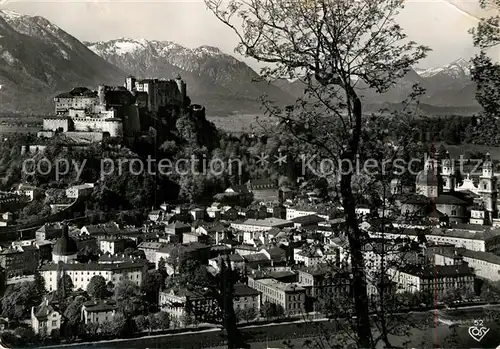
left=441, top=150, right=455, bottom=192
left=415, top=150, right=440, bottom=198
left=479, top=152, right=498, bottom=222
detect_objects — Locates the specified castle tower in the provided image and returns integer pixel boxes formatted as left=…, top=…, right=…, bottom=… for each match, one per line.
left=97, top=85, right=106, bottom=105
left=479, top=152, right=498, bottom=222
left=125, top=76, right=136, bottom=92
left=175, top=75, right=187, bottom=105
left=441, top=150, right=455, bottom=192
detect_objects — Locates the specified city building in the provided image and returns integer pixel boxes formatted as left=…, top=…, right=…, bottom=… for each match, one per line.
left=231, top=218, right=293, bottom=244
left=36, top=223, right=65, bottom=241
left=39, top=259, right=148, bottom=292
left=66, top=183, right=95, bottom=199
left=233, top=284, right=261, bottom=313
left=99, top=236, right=128, bottom=255
left=14, top=183, right=42, bottom=202
left=250, top=278, right=306, bottom=316
left=159, top=287, right=220, bottom=325
left=81, top=222, right=121, bottom=236
left=388, top=264, right=475, bottom=299
left=31, top=299, right=62, bottom=336
left=81, top=300, right=117, bottom=325
left=435, top=248, right=500, bottom=282
left=52, top=225, right=78, bottom=263
left=138, top=242, right=165, bottom=263
left=0, top=244, right=39, bottom=278
left=298, top=266, right=351, bottom=312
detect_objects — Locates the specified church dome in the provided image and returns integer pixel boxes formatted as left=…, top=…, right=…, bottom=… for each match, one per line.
left=416, top=170, right=439, bottom=187
left=53, top=225, right=78, bottom=256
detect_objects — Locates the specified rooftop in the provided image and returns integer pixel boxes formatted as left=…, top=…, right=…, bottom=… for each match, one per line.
left=234, top=284, right=259, bottom=297
left=40, top=260, right=147, bottom=272
left=256, top=278, right=305, bottom=292
left=235, top=218, right=293, bottom=228
left=398, top=264, right=474, bottom=279
left=83, top=300, right=117, bottom=313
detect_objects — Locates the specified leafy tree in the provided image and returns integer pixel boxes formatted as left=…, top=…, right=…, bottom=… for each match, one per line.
left=165, top=245, right=188, bottom=275
left=469, top=0, right=500, bottom=118
left=156, top=311, right=171, bottom=330
left=242, top=307, right=258, bottom=323
left=141, top=270, right=164, bottom=307
left=261, top=301, right=277, bottom=321
left=63, top=296, right=87, bottom=340
left=181, top=312, right=195, bottom=328
left=1, top=282, right=40, bottom=320
left=158, top=257, right=167, bottom=277
left=13, top=327, right=36, bottom=346
left=205, top=0, right=429, bottom=347
left=147, top=313, right=158, bottom=334
left=100, top=313, right=127, bottom=337
left=33, top=270, right=46, bottom=299
left=134, top=314, right=147, bottom=332
left=236, top=307, right=258, bottom=323
left=114, top=280, right=144, bottom=319
left=87, top=275, right=108, bottom=299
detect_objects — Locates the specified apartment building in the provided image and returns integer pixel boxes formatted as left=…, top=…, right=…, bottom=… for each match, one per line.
left=250, top=278, right=305, bottom=316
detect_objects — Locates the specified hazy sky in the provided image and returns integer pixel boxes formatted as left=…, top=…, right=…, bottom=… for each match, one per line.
left=2, top=0, right=499, bottom=70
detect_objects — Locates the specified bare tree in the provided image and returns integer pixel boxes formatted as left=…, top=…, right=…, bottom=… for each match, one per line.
left=205, top=0, right=429, bottom=347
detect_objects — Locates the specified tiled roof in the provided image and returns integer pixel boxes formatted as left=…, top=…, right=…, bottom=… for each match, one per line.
left=256, top=278, right=304, bottom=292
left=34, top=303, right=58, bottom=320
left=244, top=253, right=269, bottom=262
left=83, top=300, right=117, bottom=313
left=399, top=264, right=474, bottom=279
left=40, top=260, right=147, bottom=272
left=234, top=284, right=259, bottom=297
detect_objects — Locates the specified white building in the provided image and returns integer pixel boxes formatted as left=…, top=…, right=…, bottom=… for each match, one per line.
left=230, top=218, right=293, bottom=244
left=387, top=264, right=475, bottom=298
left=66, top=183, right=95, bottom=199
left=15, top=183, right=41, bottom=202
left=31, top=299, right=62, bottom=336
left=39, top=259, right=147, bottom=292
left=435, top=248, right=500, bottom=282
left=81, top=300, right=117, bottom=325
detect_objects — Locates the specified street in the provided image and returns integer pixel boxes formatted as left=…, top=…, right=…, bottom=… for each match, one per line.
left=39, top=305, right=500, bottom=349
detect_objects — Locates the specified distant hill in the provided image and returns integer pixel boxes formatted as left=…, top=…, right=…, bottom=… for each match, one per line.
left=0, top=10, right=125, bottom=114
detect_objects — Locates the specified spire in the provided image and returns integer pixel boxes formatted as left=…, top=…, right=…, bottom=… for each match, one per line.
left=62, top=223, right=69, bottom=239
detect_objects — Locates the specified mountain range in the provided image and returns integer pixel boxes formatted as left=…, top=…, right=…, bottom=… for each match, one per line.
left=0, top=10, right=481, bottom=116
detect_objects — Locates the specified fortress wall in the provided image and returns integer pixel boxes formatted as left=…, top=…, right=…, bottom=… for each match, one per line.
left=102, top=120, right=123, bottom=138
left=72, top=118, right=122, bottom=137
left=65, top=132, right=105, bottom=142
left=54, top=97, right=98, bottom=113
left=43, top=118, right=70, bottom=132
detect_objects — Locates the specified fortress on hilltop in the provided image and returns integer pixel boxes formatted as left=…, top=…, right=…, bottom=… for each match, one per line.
left=39, top=75, right=197, bottom=141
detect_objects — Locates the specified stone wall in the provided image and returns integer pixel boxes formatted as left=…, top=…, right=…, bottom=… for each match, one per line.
left=43, top=118, right=70, bottom=132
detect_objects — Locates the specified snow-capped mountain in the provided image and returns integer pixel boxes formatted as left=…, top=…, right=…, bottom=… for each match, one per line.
left=276, top=59, right=479, bottom=110
left=0, top=10, right=124, bottom=113
left=0, top=9, right=481, bottom=115
left=86, top=38, right=294, bottom=115
left=416, top=58, right=471, bottom=79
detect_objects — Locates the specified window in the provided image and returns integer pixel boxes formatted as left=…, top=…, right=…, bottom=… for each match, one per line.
left=51, top=321, right=57, bottom=327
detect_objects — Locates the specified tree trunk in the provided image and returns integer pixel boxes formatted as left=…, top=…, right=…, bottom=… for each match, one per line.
left=220, top=256, right=242, bottom=349
left=340, top=86, right=373, bottom=348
